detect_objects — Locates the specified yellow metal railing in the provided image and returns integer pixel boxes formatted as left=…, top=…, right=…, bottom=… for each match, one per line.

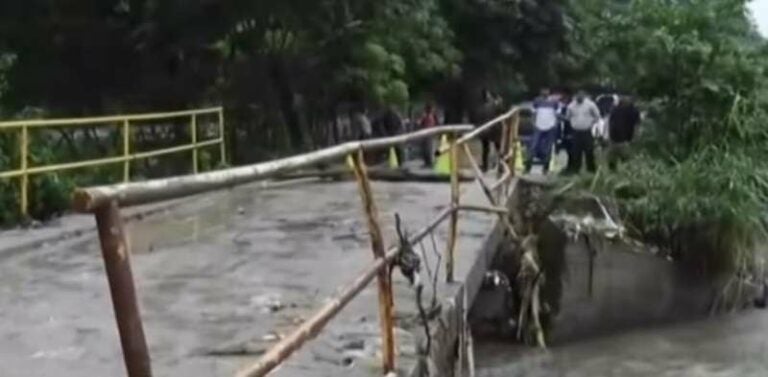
left=0, top=106, right=226, bottom=217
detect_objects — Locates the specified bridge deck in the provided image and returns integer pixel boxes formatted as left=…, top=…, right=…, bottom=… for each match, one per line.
left=0, top=177, right=497, bottom=376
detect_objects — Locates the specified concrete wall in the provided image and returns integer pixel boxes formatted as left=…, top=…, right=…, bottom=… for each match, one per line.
left=410, top=176, right=738, bottom=377
left=470, top=177, right=734, bottom=346
left=547, top=237, right=717, bottom=342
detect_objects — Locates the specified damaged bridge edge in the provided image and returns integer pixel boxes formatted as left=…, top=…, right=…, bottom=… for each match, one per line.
left=407, top=184, right=515, bottom=377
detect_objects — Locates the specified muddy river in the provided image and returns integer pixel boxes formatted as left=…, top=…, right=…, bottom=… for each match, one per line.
left=475, top=310, right=768, bottom=377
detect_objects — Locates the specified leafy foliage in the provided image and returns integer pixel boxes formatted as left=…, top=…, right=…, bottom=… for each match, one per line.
left=566, top=0, right=768, bottom=276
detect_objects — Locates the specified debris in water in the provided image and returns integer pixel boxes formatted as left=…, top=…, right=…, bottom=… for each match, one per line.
left=262, top=332, right=282, bottom=342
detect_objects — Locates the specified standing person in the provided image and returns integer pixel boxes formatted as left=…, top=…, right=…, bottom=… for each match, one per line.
left=352, top=107, right=372, bottom=140
left=525, top=88, right=559, bottom=174
left=594, top=92, right=618, bottom=144
left=556, top=93, right=575, bottom=172
left=479, top=89, right=503, bottom=172
left=418, top=103, right=439, bottom=167
left=607, top=95, right=641, bottom=170
left=596, top=93, right=618, bottom=119
left=565, top=90, right=601, bottom=174
left=377, top=105, right=405, bottom=163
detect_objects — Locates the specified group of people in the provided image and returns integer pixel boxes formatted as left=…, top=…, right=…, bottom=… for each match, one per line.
left=527, top=88, right=641, bottom=175
left=345, top=86, right=640, bottom=175
left=348, top=102, right=441, bottom=167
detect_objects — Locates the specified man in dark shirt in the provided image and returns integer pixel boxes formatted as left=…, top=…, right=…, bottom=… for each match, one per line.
left=607, top=96, right=641, bottom=170
left=376, top=105, right=405, bottom=164
left=596, top=93, right=618, bottom=118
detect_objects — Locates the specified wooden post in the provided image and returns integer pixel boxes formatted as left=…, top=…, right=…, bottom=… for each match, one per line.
left=508, top=111, right=520, bottom=177
left=495, top=119, right=510, bottom=201
left=236, top=206, right=455, bottom=377
left=191, top=114, right=198, bottom=174
left=218, top=109, right=226, bottom=166
left=19, top=125, right=29, bottom=217
left=94, top=201, right=153, bottom=377
left=497, top=118, right=510, bottom=181
left=447, top=134, right=459, bottom=283
left=348, top=149, right=396, bottom=374
left=123, top=120, right=131, bottom=182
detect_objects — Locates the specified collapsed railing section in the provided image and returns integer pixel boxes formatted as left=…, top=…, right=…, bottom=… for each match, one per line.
left=71, top=107, right=524, bottom=377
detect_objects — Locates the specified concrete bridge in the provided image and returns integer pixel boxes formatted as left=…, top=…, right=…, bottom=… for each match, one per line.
left=3, top=107, right=768, bottom=377
left=0, top=175, right=501, bottom=376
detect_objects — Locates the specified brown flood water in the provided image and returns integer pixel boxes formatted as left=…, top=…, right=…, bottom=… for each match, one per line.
left=475, top=310, right=768, bottom=377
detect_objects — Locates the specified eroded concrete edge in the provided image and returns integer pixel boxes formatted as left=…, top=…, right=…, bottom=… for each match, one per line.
left=407, top=187, right=512, bottom=377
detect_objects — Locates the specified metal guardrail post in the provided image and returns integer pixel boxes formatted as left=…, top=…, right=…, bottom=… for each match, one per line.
left=20, top=124, right=28, bottom=217
left=94, top=201, right=152, bottom=377
left=123, top=119, right=131, bottom=182
left=447, top=134, right=459, bottom=283
left=349, top=149, right=396, bottom=374
left=191, top=114, right=198, bottom=174
left=218, top=109, right=226, bottom=165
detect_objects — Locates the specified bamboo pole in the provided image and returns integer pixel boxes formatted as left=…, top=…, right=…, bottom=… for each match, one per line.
left=72, top=125, right=473, bottom=213
left=235, top=206, right=453, bottom=377
left=507, top=112, right=521, bottom=196
left=349, top=149, right=396, bottom=374
left=440, top=107, right=521, bottom=154
left=447, top=135, right=459, bottom=283
left=274, top=167, right=475, bottom=183
left=497, top=118, right=510, bottom=182
left=456, top=204, right=509, bottom=215
left=490, top=161, right=512, bottom=192
left=451, top=110, right=515, bottom=150
left=462, top=144, right=519, bottom=240
left=94, top=201, right=152, bottom=377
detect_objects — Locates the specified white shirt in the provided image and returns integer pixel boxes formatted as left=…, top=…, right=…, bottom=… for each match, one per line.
left=533, top=97, right=559, bottom=131
left=567, top=99, right=601, bottom=131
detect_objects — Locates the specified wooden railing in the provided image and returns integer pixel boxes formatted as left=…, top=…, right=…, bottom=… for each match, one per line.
left=0, top=106, right=225, bottom=216
left=70, top=108, right=524, bottom=377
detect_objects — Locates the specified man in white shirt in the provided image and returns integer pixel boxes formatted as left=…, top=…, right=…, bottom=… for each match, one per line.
left=525, top=88, right=560, bottom=174
left=565, top=90, right=601, bottom=173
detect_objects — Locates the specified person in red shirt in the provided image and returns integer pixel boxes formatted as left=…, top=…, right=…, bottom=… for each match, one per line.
left=418, top=103, right=438, bottom=167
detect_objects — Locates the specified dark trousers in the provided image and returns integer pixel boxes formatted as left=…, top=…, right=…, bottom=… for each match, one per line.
left=568, top=130, right=596, bottom=173
left=420, top=138, right=434, bottom=167
left=607, top=142, right=631, bottom=171
left=525, top=127, right=558, bottom=174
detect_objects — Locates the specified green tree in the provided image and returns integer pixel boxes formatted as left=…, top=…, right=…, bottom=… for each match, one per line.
left=567, top=0, right=768, bottom=277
